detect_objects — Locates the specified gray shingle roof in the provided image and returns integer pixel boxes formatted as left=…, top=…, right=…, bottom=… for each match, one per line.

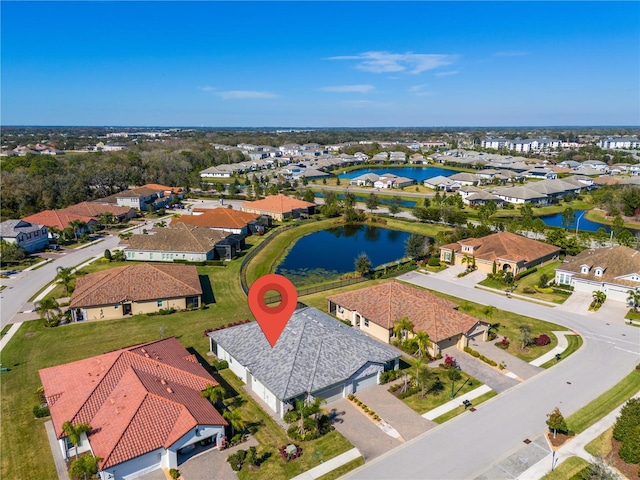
left=209, top=307, right=399, bottom=401
left=0, top=219, right=45, bottom=238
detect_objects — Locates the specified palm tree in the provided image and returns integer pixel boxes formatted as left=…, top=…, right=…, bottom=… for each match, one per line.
left=627, top=289, right=640, bottom=313
left=414, top=331, right=431, bottom=358
left=222, top=408, right=245, bottom=438
left=393, top=317, right=414, bottom=341
left=98, top=212, right=115, bottom=228
left=35, top=297, right=62, bottom=327
left=56, top=266, right=74, bottom=296
left=592, top=290, right=607, bottom=308
left=482, top=305, right=497, bottom=323
left=68, top=220, right=87, bottom=242
left=62, top=421, right=92, bottom=459
left=201, top=384, right=226, bottom=408
left=461, top=254, right=475, bottom=271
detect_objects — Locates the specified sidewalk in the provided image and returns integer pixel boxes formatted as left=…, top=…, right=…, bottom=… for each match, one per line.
left=0, top=322, right=23, bottom=353
left=518, top=393, right=640, bottom=479
left=290, top=448, right=362, bottom=480
left=530, top=331, right=578, bottom=367
left=422, top=385, right=492, bottom=420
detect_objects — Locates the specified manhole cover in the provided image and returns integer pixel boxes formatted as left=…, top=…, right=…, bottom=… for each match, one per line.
left=520, top=457, right=528, bottom=463
left=523, top=439, right=531, bottom=444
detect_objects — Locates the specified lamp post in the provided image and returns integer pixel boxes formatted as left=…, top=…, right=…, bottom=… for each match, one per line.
left=575, top=211, right=586, bottom=237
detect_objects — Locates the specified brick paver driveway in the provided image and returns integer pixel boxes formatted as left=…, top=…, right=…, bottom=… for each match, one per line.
left=327, top=399, right=401, bottom=460
left=354, top=384, right=435, bottom=441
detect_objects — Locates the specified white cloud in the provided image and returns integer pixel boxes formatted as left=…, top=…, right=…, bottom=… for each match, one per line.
left=217, top=90, right=278, bottom=100
left=408, top=84, right=434, bottom=97
left=435, top=70, right=459, bottom=77
left=199, top=85, right=216, bottom=92
left=328, top=51, right=456, bottom=74
left=320, top=84, right=374, bottom=93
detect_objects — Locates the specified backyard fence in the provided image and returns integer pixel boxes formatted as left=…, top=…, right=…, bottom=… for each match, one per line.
left=263, top=276, right=368, bottom=304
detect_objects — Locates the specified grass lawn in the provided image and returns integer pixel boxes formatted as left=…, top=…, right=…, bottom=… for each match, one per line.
left=0, top=257, right=254, bottom=479
left=478, top=261, right=571, bottom=305
left=540, top=456, right=589, bottom=480
left=585, top=208, right=640, bottom=230
left=584, top=427, right=613, bottom=458
left=398, top=366, right=484, bottom=415
left=566, top=368, right=640, bottom=434
left=432, top=390, right=497, bottom=423
left=540, top=335, right=583, bottom=368
left=316, top=457, right=365, bottom=480
left=625, top=310, right=640, bottom=321
left=426, top=290, right=565, bottom=363
left=219, top=370, right=353, bottom=480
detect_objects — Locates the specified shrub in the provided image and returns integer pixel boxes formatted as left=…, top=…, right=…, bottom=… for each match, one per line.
left=227, top=450, right=247, bottom=471
left=613, top=398, right=640, bottom=442
left=169, top=468, right=181, bottom=480
left=283, top=410, right=300, bottom=424
left=380, top=369, right=403, bottom=384
left=535, top=334, right=551, bottom=346
left=347, top=394, right=355, bottom=401
left=514, top=267, right=537, bottom=281
left=397, top=386, right=420, bottom=399
left=444, top=354, right=457, bottom=369
left=211, top=359, right=229, bottom=371
left=33, top=404, right=50, bottom=418
left=523, top=286, right=536, bottom=294
left=427, top=257, right=441, bottom=267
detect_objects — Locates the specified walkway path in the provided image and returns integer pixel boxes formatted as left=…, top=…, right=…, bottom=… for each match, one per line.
left=422, top=385, right=493, bottom=421
left=290, top=448, right=362, bottom=480
left=44, top=421, right=71, bottom=480
left=530, top=331, right=577, bottom=367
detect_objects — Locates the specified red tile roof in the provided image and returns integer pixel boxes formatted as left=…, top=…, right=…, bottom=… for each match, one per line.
left=22, top=210, right=97, bottom=230
left=441, top=232, right=561, bottom=264
left=328, top=281, right=483, bottom=342
left=140, top=184, right=184, bottom=195
left=242, top=194, right=315, bottom=214
left=39, top=337, right=226, bottom=470
left=172, top=208, right=259, bottom=229
left=70, top=263, right=202, bottom=308
left=61, top=202, right=136, bottom=219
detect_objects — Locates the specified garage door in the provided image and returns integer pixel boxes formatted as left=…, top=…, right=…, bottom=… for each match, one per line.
left=121, top=452, right=162, bottom=480
left=315, top=384, right=344, bottom=404
left=353, top=372, right=378, bottom=393
left=437, top=335, right=460, bottom=351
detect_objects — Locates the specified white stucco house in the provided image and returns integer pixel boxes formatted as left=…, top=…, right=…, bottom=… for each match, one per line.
left=555, top=246, right=640, bottom=303
left=209, top=307, right=400, bottom=416
left=0, top=219, right=49, bottom=253
left=38, top=338, right=227, bottom=480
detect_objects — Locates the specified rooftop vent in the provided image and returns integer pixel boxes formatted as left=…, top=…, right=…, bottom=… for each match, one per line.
left=160, top=379, right=167, bottom=385
left=166, top=387, right=173, bottom=394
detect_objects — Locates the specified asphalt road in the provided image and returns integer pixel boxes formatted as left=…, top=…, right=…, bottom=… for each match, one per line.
left=345, top=271, right=640, bottom=480
left=0, top=220, right=155, bottom=328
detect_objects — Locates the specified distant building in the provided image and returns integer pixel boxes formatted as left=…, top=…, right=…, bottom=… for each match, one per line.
left=598, top=137, right=640, bottom=149
left=0, top=219, right=49, bottom=253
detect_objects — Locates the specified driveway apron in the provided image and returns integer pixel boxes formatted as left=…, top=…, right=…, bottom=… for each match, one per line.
left=354, top=384, right=436, bottom=441
left=326, top=399, right=401, bottom=461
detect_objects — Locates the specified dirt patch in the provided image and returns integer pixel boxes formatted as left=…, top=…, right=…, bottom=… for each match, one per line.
left=545, top=431, right=573, bottom=449
left=24, top=332, right=36, bottom=338
left=604, top=438, right=639, bottom=480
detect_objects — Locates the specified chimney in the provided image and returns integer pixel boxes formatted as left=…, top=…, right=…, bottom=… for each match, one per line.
left=166, top=387, right=173, bottom=394
left=160, top=379, right=167, bottom=385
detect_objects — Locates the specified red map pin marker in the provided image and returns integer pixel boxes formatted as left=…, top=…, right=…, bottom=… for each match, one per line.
left=248, top=274, right=298, bottom=348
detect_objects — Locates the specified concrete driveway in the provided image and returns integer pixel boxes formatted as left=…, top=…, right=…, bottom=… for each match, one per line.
left=355, top=384, right=435, bottom=441
left=327, top=399, right=401, bottom=461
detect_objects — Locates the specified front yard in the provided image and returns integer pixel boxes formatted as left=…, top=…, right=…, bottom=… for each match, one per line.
left=478, top=261, right=572, bottom=305
left=218, top=370, right=354, bottom=480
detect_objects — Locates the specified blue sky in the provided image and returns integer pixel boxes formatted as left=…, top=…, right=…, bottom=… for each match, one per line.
left=2, top=1, right=639, bottom=127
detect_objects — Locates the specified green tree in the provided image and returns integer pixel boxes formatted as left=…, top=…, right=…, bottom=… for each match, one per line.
left=404, top=234, right=427, bottom=260
left=223, top=408, right=245, bottom=437
left=35, top=297, right=62, bottom=327
left=0, top=240, right=26, bottom=263
left=388, top=197, right=402, bottom=215
left=518, top=324, right=533, bottom=349
left=365, top=193, right=379, bottom=214
left=627, top=289, right=640, bottom=313
left=481, top=305, right=497, bottom=324
left=580, top=457, right=618, bottom=480
left=532, top=218, right=546, bottom=237
left=561, top=207, right=575, bottom=230
left=612, top=214, right=625, bottom=235
left=62, top=421, right=92, bottom=459
left=546, top=407, right=568, bottom=438
left=103, top=249, right=112, bottom=262
left=414, top=331, right=431, bottom=358
left=201, top=384, right=226, bottom=407
left=354, top=253, right=372, bottom=276
left=302, top=189, right=315, bottom=203
left=592, top=290, right=606, bottom=308
left=393, top=317, right=414, bottom=341
left=68, top=220, right=87, bottom=242
left=69, top=455, right=101, bottom=480
left=55, top=266, right=74, bottom=296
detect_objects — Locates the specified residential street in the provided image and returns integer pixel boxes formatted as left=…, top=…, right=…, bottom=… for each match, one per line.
left=345, top=270, right=640, bottom=480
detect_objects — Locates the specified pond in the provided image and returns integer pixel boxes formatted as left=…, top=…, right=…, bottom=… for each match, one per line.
left=338, top=167, right=456, bottom=182
left=538, top=210, right=611, bottom=233
left=276, top=225, right=413, bottom=286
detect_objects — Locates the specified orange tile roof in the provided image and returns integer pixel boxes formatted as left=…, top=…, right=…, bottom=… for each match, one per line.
left=328, top=281, right=483, bottom=342
left=22, top=210, right=97, bottom=230
left=39, top=337, right=226, bottom=470
left=61, top=202, right=135, bottom=218
left=172, top=208, right=259, bottom=229
left=441, top=232, right=560, bottom=264
left=242, top=194, right=315, bottom=214
left=140, top=184, right=184, bottom=195
left=70, top=263, right=202, bottom=308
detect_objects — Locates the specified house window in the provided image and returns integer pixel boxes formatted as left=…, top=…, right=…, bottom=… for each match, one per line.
left=581, top=266, right=589, bottom=274
left=114, top=305, right=119, bottom=309
left=595, top=268, right=603, bottom=277
left=157, top=300, right=163, bottom=307
left=444, top=251, right=452, bottom=261
left=364, top=319, right=369, bottom=328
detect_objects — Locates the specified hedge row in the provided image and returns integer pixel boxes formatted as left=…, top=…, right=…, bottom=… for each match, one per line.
left=514, top=267, right=537, bottom=281
left=463, top=346, right=497, bottom=367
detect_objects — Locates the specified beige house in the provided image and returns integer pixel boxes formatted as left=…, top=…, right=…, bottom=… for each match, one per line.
left=327, top=281, right=489, bottom=356
left=242, top=194, right=315, bottom=221
left=440, top=232, right=561, bottom=275
left=69, top=264, right=202, bottom=321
